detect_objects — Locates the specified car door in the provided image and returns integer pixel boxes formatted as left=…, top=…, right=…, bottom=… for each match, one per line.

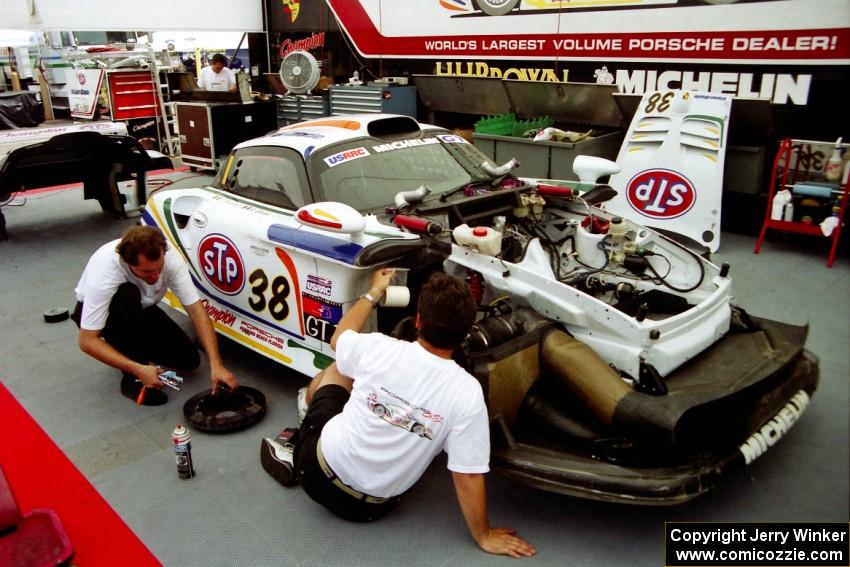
left=159, top=145, right=335, bottom=377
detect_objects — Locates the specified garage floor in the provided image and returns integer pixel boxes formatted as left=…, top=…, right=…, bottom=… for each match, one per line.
left=1, top=182, right=848, bottom=566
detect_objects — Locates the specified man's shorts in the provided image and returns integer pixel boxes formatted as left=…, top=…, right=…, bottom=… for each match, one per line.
left=294, top=384, right=399, bottom=522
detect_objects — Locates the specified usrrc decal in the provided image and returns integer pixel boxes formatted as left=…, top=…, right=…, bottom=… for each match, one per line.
left=198, top=234, right=246, bottom=295
left=324, top=147, right=370, bottom=167
left=626, top=169, right=696, bottom=219
left=305, top=274, right=332, bottom=297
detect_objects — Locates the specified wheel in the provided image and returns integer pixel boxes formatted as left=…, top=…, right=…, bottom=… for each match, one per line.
left=476, top=0, right=519, bottom=16
left=373, top=404, right=387, bottom=417
left=412, top=423, right=426, bottom=436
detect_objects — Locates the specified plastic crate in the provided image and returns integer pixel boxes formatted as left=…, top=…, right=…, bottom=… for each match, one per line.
left=474, top=113, right=517, bottom=136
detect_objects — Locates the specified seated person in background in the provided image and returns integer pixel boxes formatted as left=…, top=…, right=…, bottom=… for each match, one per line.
left=198, top=53, right=237, bottom=92
left=73, top=225, right=237, bottom=405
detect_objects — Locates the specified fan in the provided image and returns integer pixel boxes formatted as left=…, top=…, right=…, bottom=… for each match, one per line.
left=279, top=50, right=321, bottom=94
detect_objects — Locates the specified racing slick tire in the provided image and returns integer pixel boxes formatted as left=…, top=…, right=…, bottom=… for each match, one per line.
left=475, top=0, right=520, bottom=16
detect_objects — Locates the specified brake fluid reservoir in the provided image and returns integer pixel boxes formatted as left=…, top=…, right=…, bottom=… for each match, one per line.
left=575, top=223, right=607, bottom=268
left=608, top=217, right=628, bottom=264
left=453, top=224, right=502, bottom=256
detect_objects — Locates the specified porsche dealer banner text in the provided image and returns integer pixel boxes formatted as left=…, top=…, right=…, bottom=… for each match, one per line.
left=326, top=0, right=849, bottom=65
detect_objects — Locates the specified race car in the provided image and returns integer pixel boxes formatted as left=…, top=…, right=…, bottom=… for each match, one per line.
left=142, top=113, right=818, bottom=504
left=368, top=392, right=435, bottom=440
left=441, top=0, right=741, bottom=17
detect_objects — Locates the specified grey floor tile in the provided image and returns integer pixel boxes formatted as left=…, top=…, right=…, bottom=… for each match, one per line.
left=65, top=423, right=162, bottom=477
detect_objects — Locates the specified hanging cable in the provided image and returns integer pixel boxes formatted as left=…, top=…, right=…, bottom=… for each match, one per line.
left=645, top=247, right=706, bottom=293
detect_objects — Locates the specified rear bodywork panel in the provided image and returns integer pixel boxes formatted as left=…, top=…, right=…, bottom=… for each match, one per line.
left=0, top=132, right=172, bottom=239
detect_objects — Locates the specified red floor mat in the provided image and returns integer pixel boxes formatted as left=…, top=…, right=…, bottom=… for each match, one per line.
left=0, top=383, right=161, bottom=566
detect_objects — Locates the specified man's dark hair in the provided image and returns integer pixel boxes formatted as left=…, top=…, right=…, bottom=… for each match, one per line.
left=211, top=53, right=228, bottom=66
left=417, top=272, right=476, bottom=349
left=116, top=226, right=166, bottom=266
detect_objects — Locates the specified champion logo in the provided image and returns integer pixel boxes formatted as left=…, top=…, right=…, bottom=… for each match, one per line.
left=626, top=169, right=696, bottom=219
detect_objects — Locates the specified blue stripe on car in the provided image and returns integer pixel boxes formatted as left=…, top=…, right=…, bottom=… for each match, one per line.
left=267, top=224, right=363, bottom=265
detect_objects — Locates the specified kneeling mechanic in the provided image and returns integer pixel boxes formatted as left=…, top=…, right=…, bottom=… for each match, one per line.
left=73, top=225, right=237, bottom=405
left=262, top=269, right=535, bottom=558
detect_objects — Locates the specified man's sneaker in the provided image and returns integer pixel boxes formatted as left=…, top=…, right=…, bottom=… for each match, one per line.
left=260, top=430, right=298, bottom=487
left=297, top=387, right=309, bottom=425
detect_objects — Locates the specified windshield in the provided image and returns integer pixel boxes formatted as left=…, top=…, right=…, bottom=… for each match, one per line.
left=310, top=131, right=495, bottom=211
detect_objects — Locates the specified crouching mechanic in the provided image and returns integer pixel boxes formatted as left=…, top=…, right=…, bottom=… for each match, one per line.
left=262, top=270, right=535, bottom=558
left=73, top=225, right=237, bottom=405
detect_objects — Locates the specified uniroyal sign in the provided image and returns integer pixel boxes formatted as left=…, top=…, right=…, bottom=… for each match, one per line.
left=325, top=0, right=850, bottom=65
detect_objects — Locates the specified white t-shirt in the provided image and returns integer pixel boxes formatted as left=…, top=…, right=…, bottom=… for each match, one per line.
left=197, top=66, right=236, bottom=92
left=74, top=239, right=200, bottom=331
left=321, top=330, right=490, bottom=498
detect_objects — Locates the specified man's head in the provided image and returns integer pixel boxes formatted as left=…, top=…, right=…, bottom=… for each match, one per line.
left=210, top=53, right=227, bottom=73
left=116, top=226, right=167, bottom=284
left=416, top=273, right=476, bottom=350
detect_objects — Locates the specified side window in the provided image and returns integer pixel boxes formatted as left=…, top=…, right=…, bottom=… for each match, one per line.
left=216, top=146, right=310, bottom=209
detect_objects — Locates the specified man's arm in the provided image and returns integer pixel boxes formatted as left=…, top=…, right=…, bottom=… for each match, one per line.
left=329, top=268, right=394, bottom=350
left=451, top=472, right=536, bottom=558
left=78, top=329, right=163, bottom=388
left=186, top=300, right=238, bottom=393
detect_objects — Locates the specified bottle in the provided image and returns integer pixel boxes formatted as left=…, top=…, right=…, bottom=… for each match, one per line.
left=771, top=189, right=792, bottom=221
left=783, top=201, right=794, bottom=222
left=172, top=425, right=195, bottom=479
left=608, top=217, right=628, bottom=264
left=452, top=224, right=502, bottom=256
left=825, top=137, right=843, bottom=182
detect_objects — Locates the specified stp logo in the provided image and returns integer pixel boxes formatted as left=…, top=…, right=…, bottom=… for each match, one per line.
left=198, top=235, right=245, bottom=295
left=626, top=169, right=696, bottom=219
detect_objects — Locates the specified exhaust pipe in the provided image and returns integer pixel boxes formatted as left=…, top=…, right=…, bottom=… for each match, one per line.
left=541, top=329, right=631, bottom=426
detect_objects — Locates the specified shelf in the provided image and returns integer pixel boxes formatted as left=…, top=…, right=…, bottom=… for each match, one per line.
left=755, top=137, right=848, bottom=268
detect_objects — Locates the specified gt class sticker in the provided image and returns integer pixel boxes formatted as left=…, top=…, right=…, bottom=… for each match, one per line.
left=626, top=169, right=696, bottom=219
left=198, top=234, right=246, bottom=295
left=302, top=293, right=342, bottom=343
left=324, top=147, right=370, bottom=167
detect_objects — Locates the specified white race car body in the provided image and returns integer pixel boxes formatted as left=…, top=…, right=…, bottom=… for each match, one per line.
left=146, top=114, right=727, bottom=381
left=143, top=113, right=817, bottom=504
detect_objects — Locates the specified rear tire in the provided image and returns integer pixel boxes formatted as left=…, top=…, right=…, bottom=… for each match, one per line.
left=477, top=0, right=519, bottom=16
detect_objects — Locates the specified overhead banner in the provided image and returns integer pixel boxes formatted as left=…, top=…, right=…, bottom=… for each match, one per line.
left=69, top=69, right=104, bottom=120
left=326, top=0, right=850, bottom=65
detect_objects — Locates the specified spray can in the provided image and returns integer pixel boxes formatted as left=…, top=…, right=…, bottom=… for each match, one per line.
left=825, top=138, right=843, bottom=182
left=172, top=425, right=195, bottom=479
left=783, top=201, right=795, bottom=222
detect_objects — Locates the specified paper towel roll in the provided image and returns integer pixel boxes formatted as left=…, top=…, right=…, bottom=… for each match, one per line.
left=792, top=183, right=834, bottom=199
left=380, top=286, right=410, bottom=308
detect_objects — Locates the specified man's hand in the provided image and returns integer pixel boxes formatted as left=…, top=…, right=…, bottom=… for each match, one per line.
left=368, top=268, right=395, bottom=300
left=210, top=361, right=238, bottom=394
left=135, top=363, right=165, bottom=389
left=476, top=527, right=536, bottom=559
